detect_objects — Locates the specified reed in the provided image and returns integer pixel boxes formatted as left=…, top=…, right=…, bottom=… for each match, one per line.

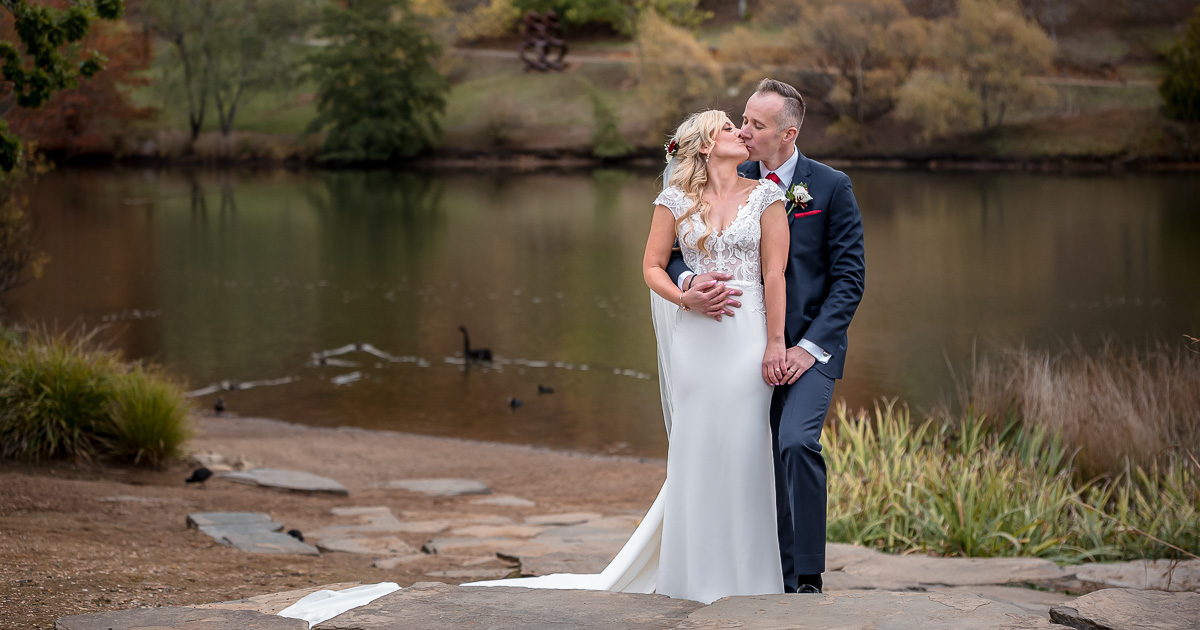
left=826, top=400, right=1200, bottom=562
left=946, top=339, right=1200, bottom=478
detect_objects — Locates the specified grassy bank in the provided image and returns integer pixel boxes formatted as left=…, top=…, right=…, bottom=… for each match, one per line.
left=0, top=328, right=192, bottom=467
left=827, top=400, right=1199, bottom=563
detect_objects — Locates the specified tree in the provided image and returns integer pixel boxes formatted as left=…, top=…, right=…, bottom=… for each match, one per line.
left=144, top=0, right=319, bottom=143
left=0, top=0, right=125, bottom=171
left=1161, top=4, right=1200, bottom=123
left=5, top=15, right=154, bottom=156
left=581, top=79, right=632, bottom=158
left=307, top=0, right=449, bottom=162
left=760, top=0, right=929, bottom=135
left=634, top=10, right=723, bottom=132
left=896, top=0, right=1055, bottom=137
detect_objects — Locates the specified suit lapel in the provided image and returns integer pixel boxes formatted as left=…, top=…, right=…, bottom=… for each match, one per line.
left=786, top=151, right=814, bottom=224
left=738, top=161, right=761, bottom=180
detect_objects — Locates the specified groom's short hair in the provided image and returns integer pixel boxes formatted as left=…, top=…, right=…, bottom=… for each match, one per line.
left=755, top=79, right=805, bottom=132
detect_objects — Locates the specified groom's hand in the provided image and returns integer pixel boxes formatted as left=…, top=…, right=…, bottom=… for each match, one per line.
left=783, top=346, right=817, bottom=385
left=681, top=273, right=742, bottom=321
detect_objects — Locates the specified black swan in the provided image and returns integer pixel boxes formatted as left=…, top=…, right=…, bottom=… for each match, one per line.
left=459, top=326, right=493, bottom=361
left=185, top=467, right=213, bottom=487
left=508, top=397, right=524, bottom=410
left=538, top=385, right=555, bottom=394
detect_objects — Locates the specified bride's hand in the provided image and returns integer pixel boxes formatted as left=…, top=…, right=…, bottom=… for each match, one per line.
left=762, top=342, right=788, bottom=386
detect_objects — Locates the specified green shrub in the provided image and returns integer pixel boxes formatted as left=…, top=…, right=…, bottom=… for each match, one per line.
left=1161, top=5, right=1200, bottom=122
left=101, top=369, right=193, bottom=468
left=0, top=329, right=191, bottom=467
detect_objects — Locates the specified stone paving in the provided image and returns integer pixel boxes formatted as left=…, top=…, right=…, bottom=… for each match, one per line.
left=218, top=468, right=349, bottom=496
left=62, top=476, right=1200, bottom=629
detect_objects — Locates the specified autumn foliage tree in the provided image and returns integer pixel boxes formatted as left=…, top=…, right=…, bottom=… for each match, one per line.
left=635, top=10, right=723, bottom=132
left=897, top=0, right=1055, bottom=138
left=0, top=0, right=125, bottom=171
left=4, top=13, right=154, bottom=156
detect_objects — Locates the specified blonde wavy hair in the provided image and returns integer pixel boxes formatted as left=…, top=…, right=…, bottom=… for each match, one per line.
left=666, top=110, right=727, bottom=257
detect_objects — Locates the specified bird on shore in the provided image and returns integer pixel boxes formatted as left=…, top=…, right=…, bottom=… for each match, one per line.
left=213, top=397, right=226, bottom=414
left=185, top=467, right=213, bottom=487
left=459, top=326, right=493, bottom=362
left=507, top=397, right=523, bottom=410
left=287, top=529, right=305, bottom=542
left=537, top=385, right=555, bottom=395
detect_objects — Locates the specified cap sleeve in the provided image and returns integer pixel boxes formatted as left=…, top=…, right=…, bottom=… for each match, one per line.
left=653, top=186, right=690, bottom=219
left=754, top=179, right=788, bottom=218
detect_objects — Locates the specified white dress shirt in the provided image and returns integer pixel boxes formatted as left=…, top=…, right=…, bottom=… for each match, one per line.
left=675, top=145, right=831, bottom=365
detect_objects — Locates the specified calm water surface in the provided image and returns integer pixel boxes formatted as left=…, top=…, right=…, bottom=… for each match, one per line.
left=9, top=167, right=1200, bottom=457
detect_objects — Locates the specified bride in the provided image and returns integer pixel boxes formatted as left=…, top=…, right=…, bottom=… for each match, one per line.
left=464, top=109, right=791, bottom=604
left=279, top=111, right=792, bottom=625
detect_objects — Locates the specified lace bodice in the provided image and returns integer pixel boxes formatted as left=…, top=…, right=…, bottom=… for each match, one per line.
left=655, top=179, right=786, bottom=294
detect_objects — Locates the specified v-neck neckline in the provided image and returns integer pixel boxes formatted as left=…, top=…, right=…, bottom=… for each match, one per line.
left=711, top=181, right=765, bottom=236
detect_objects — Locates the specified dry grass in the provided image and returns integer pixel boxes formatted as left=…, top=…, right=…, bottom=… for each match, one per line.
left=946, top=339, right=1200, bottom=478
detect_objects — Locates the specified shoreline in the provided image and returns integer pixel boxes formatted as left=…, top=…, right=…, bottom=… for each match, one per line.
left=0, top=413, right=668, bottom=628
left=41, top=148, right=1200, bottom=174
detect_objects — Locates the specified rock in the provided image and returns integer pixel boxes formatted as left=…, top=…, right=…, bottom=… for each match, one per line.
left=56, top=607, right=307, bottom=629
left=525, top=512, right=602, bottom=526
left=472, top=495, right=536, bottom=507
left=926, top=585, right=1076, bottom=617
left=187, top=512, right=320, bottom=556
left=828, top=552, right=1068, bottom=590
left=449, top=525, right=545, bottom=538
left=497, top=516, right=639, bottom=575
left=311, top=582, right=703, bottom=629
left=1049, top=588, right=1200, bottom=630
left=219, top=468, right=349, bottom=495
left=384, top=478, right=492, bottom=497
left=317, top=536, right=416, bottom=556
left=679, top=591, right=1067, bottom=629
left=1072, top=559, right=1200, bottom=592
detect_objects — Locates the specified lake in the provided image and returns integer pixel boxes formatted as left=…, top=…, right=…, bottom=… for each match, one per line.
left=8, top=167, right=1199, bottom=457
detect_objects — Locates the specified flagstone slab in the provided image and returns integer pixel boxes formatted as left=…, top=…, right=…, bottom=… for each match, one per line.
left=830, top=553, right=1068, bottom=590
left=472, top=494, right=536, bottom=507
left=384, top=478, right=491, bottom=497
left=518, top=551, right=614, bottom=576
left=192, top=583, right=365, bottom=615
left=825, top=543, right=885, bottom=571
left=525, top=512, right=602, bottom=526
left=56, top=607, right=307, bottom=630
left=187, top=512, right=319, bottom=556
left=926, top=585, right=1076, bottom=616
left=1072, top=559, right=1200, bottom=592
left=681, top=591, right=1068, bottom=630
left=1049, top=588, right=1200, bottom=630
left=311, top=582, right=703, bottom=629
left=219, top=469, right=349, bottom=496
left=449, top=524, right=545, bottom=538
left=316, top=535, right=416, bottom=556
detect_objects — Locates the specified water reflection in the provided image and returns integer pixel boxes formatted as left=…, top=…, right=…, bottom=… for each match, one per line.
left=8, top=167, right=1199, bottom=457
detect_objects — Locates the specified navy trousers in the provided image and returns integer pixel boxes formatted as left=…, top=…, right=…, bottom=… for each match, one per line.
left=770, top=365, right=836, bottom=591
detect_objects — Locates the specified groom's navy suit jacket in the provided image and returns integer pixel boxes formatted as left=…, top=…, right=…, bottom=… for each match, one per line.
left=667, top=151, right=866, bottom=379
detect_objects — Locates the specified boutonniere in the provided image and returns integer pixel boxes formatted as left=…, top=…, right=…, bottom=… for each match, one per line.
left=786, top=183, right=813, bottom=208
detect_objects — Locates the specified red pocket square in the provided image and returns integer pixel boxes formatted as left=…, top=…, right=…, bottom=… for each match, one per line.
left=794, top=209, right=822, bottom=218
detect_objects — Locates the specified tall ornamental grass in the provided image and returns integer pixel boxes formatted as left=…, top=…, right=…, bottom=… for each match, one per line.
left=0, top=329, right=192, bottom=467
left=947, top=340, right=1200, bottom=478
left=826, top=401, right=1200, bottom=563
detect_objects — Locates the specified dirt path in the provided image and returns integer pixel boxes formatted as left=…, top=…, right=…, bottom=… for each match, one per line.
left=0, top=415, right=665, bottom=629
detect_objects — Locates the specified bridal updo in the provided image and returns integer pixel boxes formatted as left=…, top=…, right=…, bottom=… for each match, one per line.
left=666, top=110, right=726, bottom=257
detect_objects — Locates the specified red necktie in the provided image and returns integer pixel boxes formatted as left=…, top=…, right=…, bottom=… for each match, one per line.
left=766, top=172, right=782, bottom=185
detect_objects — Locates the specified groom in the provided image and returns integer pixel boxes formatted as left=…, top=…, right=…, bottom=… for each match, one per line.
left=667, top=78, right=866, bottom=594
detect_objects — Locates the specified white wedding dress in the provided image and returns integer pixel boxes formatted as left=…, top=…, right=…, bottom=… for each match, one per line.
left=463, top=179, right=787, bottom=604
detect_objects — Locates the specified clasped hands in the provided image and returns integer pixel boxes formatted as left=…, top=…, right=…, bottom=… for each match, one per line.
left=681, top=272, right=815, bottom=387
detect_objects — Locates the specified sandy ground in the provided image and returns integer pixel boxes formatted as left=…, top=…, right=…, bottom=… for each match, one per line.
left=0, top=414, right=665, bottom=630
